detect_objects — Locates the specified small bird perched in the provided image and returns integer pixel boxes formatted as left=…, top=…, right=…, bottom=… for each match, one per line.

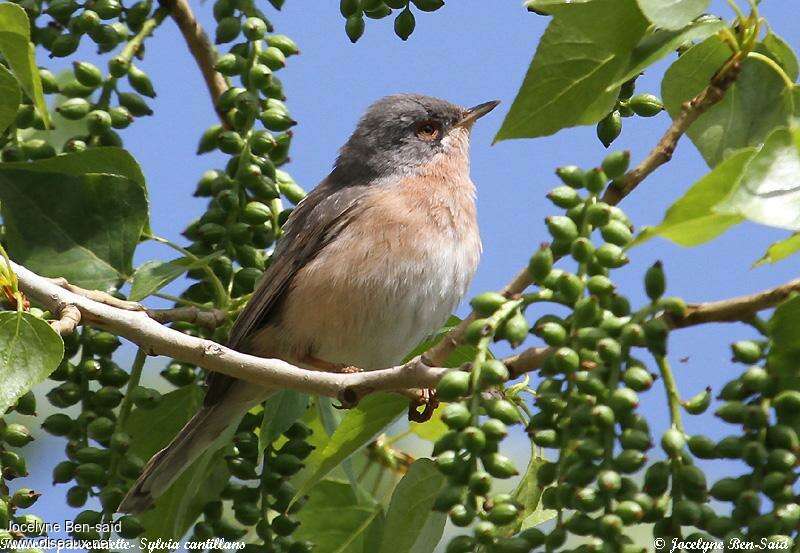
left=119, top=93, right=498, bottom=513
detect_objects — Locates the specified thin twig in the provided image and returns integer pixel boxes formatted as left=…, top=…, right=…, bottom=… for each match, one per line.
left=505, top=278, right=800, bottom=374
left=146, top=306, right=228, bottom=328
left=47, top=277, right=143, bottom=311
left=157, top=0, right=229, bottom=124
left=47, top=275, right=226, bottom=328
left=669, top=277, right=800, bottom=328
left=602, top=58, right=742, bottom=205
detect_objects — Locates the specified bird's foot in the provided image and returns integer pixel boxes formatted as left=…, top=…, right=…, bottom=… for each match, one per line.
left=408, top=388, right=439, bottom=423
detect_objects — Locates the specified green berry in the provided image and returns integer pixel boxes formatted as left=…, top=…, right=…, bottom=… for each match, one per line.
left=629, top=94, right=663, bottom=117
left=622, top=366, right=653, bottom=392
left=73, top=61, right=103, bottom=87
left=555, top=165, right=585, bottom=188
left=479, top=359, right=509, bottom=387
left=128, top=64, right=156, bottom=97
left=597, top=110, right=622, bottom=147
left=600, top=220, right=633, bottom=246
left=661, top=427, right=685, bottom=458
left=470, top=292, right=506, bottom=316
left=731, top=340, right=762, bottom=363
left=546, top=216, right=578, bottom=242
left=641, top=262, right=665, bottom=301
left=215, top=16, right=241, bottom=43
left=528, top=245, right=553, bottom=284
left=441, top=403, right=471, bottom=430
left=481, top=452, right=518, bottom=479
left=56, top=97, right=91, bottom=120
left=2, top=423, right=33, bottom=447
left=601, top=150, right=631, bottom=179
left=436, top=370, right=470, bottom=401
left=483, top=398, right=521, bottom=424
left=117, top=92, right=153, bottom=116
left=547, top=185, right=581, bottom=208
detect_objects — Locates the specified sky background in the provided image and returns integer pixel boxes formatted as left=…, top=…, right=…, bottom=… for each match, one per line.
left=14, top=0, right=800, bottom=544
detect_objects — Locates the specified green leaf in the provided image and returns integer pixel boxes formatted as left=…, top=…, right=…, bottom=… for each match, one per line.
left=0, top=64, right=21, bottom=134
left=755, top=233, right=800, bottom=267
left=662, top=36, right=795, bottom=166
left=3, top=147, right=146, bottom=187
left=294, top=479, right=381, bottom=553
left=129, top=259, right=194, bottom=302
left=714, top=126, right=800, bottom=231
left=764, top=32, right=799, bottom=82
left=631, top=148, right=753, bottom=247
left=0, top=3, right=49, bottom=128
left=0, top=151, right=149, bottom=290
left=636, top=0, right=709, bottom=31
left=294, top=393, right=408, bottom=501
left=129, top=252, right=221, bottom=301
left=503, top=447, right=555, bottom=535
left=2, top=148, right=150, bottom=233
left=495, top=0, right=648, bottom=140
left=409, top=405, right=448, bottom=442
left=378, top=459, right=446, bottom=553
left=259, top=389, right=309, bottom=449
left=127, top=386, right=205, bottom=460
left=767, top=295, right=800, bottom=378
left=524, top=0, right=592, bottom=13
left=0, top=311, right=63, bottom=414
left=608, top=18, right=725, bottom=90
left=405, top=315, right=482, bottom=369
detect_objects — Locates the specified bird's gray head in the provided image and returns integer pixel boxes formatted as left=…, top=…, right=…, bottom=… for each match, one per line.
left=331, top=94, right=499, bottom=185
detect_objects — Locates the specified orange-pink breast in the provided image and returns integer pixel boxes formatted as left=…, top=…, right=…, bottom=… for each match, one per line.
left=252, top=158, right=482, bottom=369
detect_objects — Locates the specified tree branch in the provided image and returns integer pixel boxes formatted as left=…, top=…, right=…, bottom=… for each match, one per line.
left=602, top=58, right=742, bottom=205
left=669, top=277, right=800, bottom=328
left=49, top=304, right=81, bottom=335
left=505, top=278, right=800, bottom=373
left=157, top=0, right=229, bottom=124
left=146, top=306, right=228, bottom=328
left=13, top=261, right=447, bottom=406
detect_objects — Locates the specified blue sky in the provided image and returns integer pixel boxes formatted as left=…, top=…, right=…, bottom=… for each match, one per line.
left=21, top=0, right=800, bottom=533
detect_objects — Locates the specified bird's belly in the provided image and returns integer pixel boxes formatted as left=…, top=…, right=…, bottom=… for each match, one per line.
left=278, top=231, right=479, bottom=370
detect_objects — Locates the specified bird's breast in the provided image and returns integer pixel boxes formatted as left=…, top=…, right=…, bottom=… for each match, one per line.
left=277, top=173, right=481, bottom=369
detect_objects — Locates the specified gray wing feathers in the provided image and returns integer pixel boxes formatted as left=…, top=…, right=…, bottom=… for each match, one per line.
left=204, top=181, right=372, bottom=407
left=227, top=181, right=371, bottom=350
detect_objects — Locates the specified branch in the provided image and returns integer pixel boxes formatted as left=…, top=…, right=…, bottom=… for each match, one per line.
left=505, top=278, right=800, bottom=373
left=13, top=256, right=800, bottom=402
left=146, top=306, right=227, bottom=328
left=602, top=58, right=742, bottom=205
left=669, top=277, right=800, bottom=328
left=49, top=304, right=81, bottom=335
left=13, top=261, right=447, bottom=406
left=157, top=0, right=229, bottom=124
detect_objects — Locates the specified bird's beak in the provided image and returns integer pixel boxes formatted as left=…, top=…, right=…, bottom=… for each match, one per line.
left=457, top=100, right=500, bottom=128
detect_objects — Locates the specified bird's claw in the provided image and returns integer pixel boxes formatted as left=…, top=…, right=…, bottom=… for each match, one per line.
left=408, top=388, right=439, bottom=423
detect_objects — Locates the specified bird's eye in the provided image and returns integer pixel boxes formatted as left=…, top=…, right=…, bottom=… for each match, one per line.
left=415, top=120, right=442, bottom=141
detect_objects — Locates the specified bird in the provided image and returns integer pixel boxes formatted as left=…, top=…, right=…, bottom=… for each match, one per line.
left=118, top=93, right=499, bottom=513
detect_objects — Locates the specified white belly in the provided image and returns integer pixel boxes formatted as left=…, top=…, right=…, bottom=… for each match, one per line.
left=314, top=235, right=479, bottom=369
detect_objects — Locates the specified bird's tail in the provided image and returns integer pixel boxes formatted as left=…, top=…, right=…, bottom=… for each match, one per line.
left=118, top=393, right=262, bottom=514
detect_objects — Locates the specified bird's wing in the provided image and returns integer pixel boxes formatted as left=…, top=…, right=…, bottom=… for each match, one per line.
left=204, top=179, right=371, bottom=406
